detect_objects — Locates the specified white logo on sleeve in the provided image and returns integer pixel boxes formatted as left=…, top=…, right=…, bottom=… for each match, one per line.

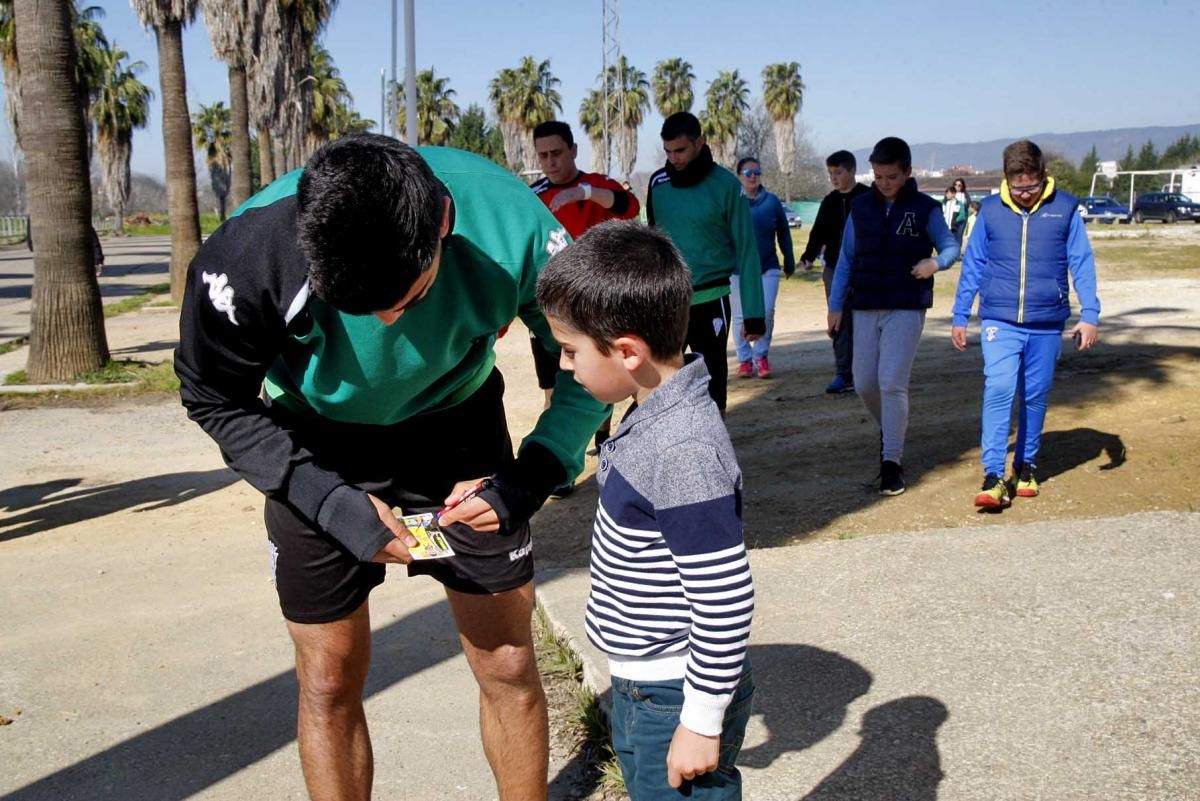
left=546, top=228, right=569, bottom=256
left=201, top=271, right=239, bottom=326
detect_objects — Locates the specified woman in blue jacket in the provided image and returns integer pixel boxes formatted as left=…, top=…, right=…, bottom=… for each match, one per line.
left=731, top=157, right=795, bottom=379
left=952, top=140, right=1101, bottom=508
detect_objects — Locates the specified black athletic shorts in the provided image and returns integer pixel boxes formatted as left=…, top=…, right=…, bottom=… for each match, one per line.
left=265, top=369, right=534, bottom=624
left=529, top=332, right=559, bottom=391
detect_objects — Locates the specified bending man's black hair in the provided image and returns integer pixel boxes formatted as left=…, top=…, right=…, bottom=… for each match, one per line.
left=298, top=133, right=444, bottom=315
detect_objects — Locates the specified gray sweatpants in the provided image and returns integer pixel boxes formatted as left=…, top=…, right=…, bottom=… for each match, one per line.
left=851, top=309, right=926, bottom=464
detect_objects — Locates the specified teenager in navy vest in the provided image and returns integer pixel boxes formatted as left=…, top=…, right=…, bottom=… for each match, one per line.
left=826, top=137, right=959, bottom=495
left=951, top=139, right=1101, bottom=508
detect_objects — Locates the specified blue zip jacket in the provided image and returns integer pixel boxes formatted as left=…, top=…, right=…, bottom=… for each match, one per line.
left=828, top=179, right=959, bottom=313
left=953, top=178, right=1100, bottom=329
left=747, top=189, right=795, bottom=274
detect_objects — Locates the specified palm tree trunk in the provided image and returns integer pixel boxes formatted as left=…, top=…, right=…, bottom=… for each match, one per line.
left=114, top=197, right=125, bottom=236
left=155, top=19, right=202, bottom=304
left=228, top=64, right=253, bottom=208
left=15, top=0, right=108, bottom=381
left=257, top=126, right=276, bottom=185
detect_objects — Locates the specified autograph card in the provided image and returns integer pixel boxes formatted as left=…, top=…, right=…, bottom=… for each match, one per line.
left=399, top=512, right=456, bottom=560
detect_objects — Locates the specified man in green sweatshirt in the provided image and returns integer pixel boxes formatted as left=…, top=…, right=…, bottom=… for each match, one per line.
left=175, top=134, right=608, bottom=800
left=647, top=111, right=765, bottom=413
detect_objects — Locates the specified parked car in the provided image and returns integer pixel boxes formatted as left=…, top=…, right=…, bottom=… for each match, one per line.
left=783, top=206, right=803, bottom=229
left=1132, top=192, right=1200, bottom=224
left=1077, top=195, right=1131, bottom=224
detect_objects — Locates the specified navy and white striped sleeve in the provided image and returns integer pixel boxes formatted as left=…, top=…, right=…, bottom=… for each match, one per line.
left=654, top=441, right=755, bottom=736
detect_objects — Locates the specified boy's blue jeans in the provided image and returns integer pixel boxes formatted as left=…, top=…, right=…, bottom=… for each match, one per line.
left=979, top=319, right=1063, bottom=476
left=610, top=667, right=755, bottom=800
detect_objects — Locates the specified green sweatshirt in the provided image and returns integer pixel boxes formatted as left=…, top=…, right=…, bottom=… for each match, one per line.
left=646, top=153, right=765, bottom=319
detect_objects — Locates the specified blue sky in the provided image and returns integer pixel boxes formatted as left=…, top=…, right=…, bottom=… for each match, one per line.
left=4, top=0, right=1199, bottom=179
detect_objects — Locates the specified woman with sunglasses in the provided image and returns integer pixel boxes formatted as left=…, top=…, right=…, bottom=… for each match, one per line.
left=731, top=157, right=795, bottom=379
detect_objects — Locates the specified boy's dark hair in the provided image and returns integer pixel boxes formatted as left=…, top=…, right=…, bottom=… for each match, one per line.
left=1002, top=139, right=1046, bottom=180
left=298, top=134, right=444, bottom=315
left=826, top=149, right=857, bottom=172
left=536, top=220, right=691, bottom=360
left=735, top=156, right=760, bottom=173
left=969, top=200, right=981, bottom=211
left=660, top=112, right=702, bottom=141
left=868, top=136, right=912, bottom=171
left=533, top=120, right=574, bottom=147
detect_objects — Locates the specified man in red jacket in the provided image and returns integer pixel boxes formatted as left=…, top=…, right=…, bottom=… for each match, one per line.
left=530, top=121, right=641, bottom=474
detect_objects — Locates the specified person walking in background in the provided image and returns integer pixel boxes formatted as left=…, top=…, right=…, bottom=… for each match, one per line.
left=942, top=186, right=960, bottom=230
left=951, top=139, right=1100, bottom=509
left=826, top=137, right=960, bottom=496
left=962, top=200, right=981, bottom=251
left=647, top=111, right=764, bottom=415
left=531, top=120, right=641, bottom=469
left=731, top=157, right=794, bottom=379
left=800, top=150, right=871, bottom=394
left=952, top=178, right=972, bottom=249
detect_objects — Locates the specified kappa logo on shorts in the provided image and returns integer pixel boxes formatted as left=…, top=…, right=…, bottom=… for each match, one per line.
left=267, top=540, right=279, bottom=582
left=509, top=542, right=533, bottom=562
left=201, top=271, right=239, bottom=325
left=985, top=325, right=999, bottom=342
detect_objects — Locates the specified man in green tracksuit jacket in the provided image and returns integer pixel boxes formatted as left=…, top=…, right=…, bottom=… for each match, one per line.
left=647, top=111, right=765, bottom=413
left=175, top=135, right=608, bottom=800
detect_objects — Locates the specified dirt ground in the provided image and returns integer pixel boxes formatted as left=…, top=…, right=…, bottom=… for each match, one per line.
left=520, top=222, right=1200, bottom=569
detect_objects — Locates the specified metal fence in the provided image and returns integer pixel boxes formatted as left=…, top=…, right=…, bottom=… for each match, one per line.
left=0, top=215, right=28, bottom=241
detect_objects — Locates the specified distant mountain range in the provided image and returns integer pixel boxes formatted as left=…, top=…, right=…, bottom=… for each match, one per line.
left=853, top=124, right=1200, bottom=172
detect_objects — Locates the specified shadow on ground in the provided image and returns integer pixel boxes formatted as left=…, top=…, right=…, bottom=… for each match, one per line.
left=0, top=469, right=239, bottom=542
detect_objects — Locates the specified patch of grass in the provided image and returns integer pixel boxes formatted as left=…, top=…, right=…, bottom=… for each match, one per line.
left=3, top=359, right=178, bottom=393
left=123, top=213, right=223, bottom=237
left=1093, top=243, right=1200, bottom=274
left=103, top=283, right=171, bottom=318
left=0, top=337, right=27, bottom=356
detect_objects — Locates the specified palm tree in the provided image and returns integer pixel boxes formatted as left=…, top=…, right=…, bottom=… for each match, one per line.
left=652, top=57, right=694, bottom=117
left=279, top=0, right=339, bottom=167
left=488, top=66, right=523, bottom=172
left=129, top=0, right=201, bottom=304
left=605, top=56, right=650, bottom=181
left=93, top=43, right=153, bottom=235
left=13, top=0, right=108, bottom=380
left=700, top=69, right=749, bottom=169
left=71, top=3, right=107, bottom=157
left=306, top=41, right=351, bottom=148
left=200, top=0, right=251, bottom=208
left=395, top=68, right=460, bottom=146
left=578, top=88, right=607, bottom=174
left=761, top=62, right=805, bottom=201
left=192, top=101, right=232, bottom=220
left=490, top=56, right=560, bottom=176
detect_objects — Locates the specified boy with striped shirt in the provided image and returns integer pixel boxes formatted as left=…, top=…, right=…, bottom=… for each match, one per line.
left=537, top=221, right=755, bottom=800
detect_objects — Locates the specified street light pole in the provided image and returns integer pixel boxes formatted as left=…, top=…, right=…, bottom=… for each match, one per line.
left=404, top=0, right=417, bottom=146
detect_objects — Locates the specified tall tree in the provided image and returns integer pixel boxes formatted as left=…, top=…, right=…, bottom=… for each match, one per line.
left=447, top=103, right=503, bottom=165
left=200, top=0, right=251, bottom=208
left=578, top=88, right=607, bottom=173
left=1077, top=145, right=1101, bottom=196
left=14, top=0, right=108, bottom=380
left=761, top=61, right=804, bottom=201
left=652, top=57, right=694, bottom=117
left=93, top=43, right=152, bottom=235
left=605, top=56, right=650, bottom=181
left=1135, top=140, right=1160, bottom=193
left=394, top=68, right=460, bottom=146
left=243, top=0, right=278, bottom=185
left=192, top=101, right=232, bottom=220
left=490, top=56, right=560, bottom=176
left=129, top=0, right=201, bottom=303
left=307, top=41, right=352, bottom=148
left=700, top=69, right=749, bottom=169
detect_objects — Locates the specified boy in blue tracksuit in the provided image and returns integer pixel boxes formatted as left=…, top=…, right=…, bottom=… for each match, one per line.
left=827, top=137, right=960, bottom=496
left=951, top=139, right=1101, bottom=508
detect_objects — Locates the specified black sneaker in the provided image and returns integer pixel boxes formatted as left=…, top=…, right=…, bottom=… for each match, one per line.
left=880, top=460, right=905, bottom=496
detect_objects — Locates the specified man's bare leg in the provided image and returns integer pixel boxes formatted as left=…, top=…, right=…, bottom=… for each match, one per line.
left=286, top=599, right=374, bottom=801
left=446, top=582, right=548, bottom=801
